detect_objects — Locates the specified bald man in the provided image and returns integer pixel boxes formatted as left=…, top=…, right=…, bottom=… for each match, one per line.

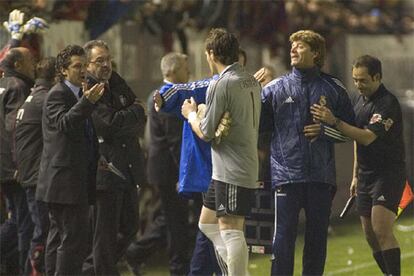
left=0, top=47, right=36, bottom=274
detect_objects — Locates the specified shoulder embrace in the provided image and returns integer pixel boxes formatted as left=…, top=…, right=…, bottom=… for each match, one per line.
left=263, top=76, right=284, bottom=92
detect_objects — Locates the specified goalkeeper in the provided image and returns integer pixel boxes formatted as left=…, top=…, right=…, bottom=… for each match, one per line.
left=154, top=48, right=265, bottom=275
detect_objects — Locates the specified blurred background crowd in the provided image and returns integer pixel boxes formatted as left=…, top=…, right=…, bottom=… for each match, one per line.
left=1, top=0, right=414, bottom=66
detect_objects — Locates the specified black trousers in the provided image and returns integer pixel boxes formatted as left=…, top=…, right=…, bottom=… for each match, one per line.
left=1, top=181, right=34, bottom=274
left=25, top=187, right=49, bottom=272
left=157, top=180, right=191, bottom=275
left=45, top=202, right=89, bottom=275
left=0, top=215, right=19, bottom=274
left=84, top=186, right=139, bottom=275
left=127, top=179, right=192, bottom=275
left=126, top=205, right=167, bottom=271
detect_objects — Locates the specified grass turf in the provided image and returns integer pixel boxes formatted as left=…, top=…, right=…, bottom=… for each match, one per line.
left=121, top=213, right=414, bottom=275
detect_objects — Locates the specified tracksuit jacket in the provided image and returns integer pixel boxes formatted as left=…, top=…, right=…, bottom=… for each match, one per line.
left=160, top=76, right=218, bottom=196
left=261, top=67, right=355, bottom=188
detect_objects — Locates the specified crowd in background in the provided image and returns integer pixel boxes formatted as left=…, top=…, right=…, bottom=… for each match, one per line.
left=1, top=0, right=414, bottom=62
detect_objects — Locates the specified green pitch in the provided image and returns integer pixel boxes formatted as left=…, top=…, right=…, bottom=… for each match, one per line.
left=250, top=214, right=414, bottom=276
left=121, top=214, right=414, bottom=275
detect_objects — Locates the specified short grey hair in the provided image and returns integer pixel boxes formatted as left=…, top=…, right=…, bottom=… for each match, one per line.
left=160, top=52, right=187, bottom=78
left=83, top=40, right=110, bottom=62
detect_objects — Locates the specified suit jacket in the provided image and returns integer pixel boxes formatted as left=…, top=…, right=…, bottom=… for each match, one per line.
left=89, top=71, right=146, bottom=190
left=36, top=81, right=98, bottom=205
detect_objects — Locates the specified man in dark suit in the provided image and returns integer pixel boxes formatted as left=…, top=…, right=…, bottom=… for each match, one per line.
left=81, top=40, right=146, bottom=275
left=36, top=45, right=104, bottom=275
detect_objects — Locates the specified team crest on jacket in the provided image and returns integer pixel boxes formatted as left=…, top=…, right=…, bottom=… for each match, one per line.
left=319, top=95, right=327, bottom=106
left=369, top=113, right=382, bottom=124
left=119, top=95, right=127, bottom=106
left=383, top=118, right=394, bottom=131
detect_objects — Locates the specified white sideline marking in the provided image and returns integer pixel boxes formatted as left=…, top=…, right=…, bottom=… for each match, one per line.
left=326, top=251, right=414, bottom=275
left=396, top=224, right=414, bottom=232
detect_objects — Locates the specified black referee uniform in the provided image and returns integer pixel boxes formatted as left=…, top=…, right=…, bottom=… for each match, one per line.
left=353, top=83, right=406, bottom=216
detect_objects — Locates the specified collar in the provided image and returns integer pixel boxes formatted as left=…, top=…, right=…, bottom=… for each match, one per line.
left=363, top=83, right=386, bottom=103
left=163, top=79, right=174, bottom=85
left=292, top=66, right=320, bottom=82
left=2, top=68, right=34, bottom=87
left=63, top=80, right=81, bottom=100
left=219, top=62, right=239, bottom=77
left=34, top=78, right=53, bottom=90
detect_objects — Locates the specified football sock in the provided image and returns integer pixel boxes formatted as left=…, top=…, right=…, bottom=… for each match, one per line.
left=198, top=223, right=227, bottom=264
left=220, top=229, right=249, bottom=276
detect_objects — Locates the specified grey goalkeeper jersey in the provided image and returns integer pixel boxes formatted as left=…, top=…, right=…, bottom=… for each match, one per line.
left=200, top=63, right=261, bottom=189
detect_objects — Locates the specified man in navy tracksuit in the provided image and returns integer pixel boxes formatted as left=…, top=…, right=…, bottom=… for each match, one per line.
left=260, top=30, right=355, bottom=275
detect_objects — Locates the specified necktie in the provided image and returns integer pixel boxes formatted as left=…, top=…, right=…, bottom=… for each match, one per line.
left=78, top=88, right=94, bottom=160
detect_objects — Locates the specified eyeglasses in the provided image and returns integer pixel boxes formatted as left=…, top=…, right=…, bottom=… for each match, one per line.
left=89, top=57, right=112, bottom=66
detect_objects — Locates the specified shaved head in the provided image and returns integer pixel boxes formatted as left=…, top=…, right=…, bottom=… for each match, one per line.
left=0, top=47, right=35, bottom=79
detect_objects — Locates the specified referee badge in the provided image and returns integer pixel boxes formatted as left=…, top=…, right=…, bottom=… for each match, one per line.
left=319, top=95, right=327, bottom=106
left=369, top=113, right=382, bottom=124
left=383, top=118, right=394, bottom=131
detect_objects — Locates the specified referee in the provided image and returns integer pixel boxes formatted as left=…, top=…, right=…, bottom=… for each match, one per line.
left=311, top=55, right=405, bottom=275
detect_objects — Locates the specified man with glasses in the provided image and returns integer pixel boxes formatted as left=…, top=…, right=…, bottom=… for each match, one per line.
left=81, top=40, right=146, bottom=275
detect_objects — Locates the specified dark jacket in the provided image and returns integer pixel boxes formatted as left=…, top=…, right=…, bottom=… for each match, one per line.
left=15, top=79, right=53, bottom=188
left=0, top=69, right=34, bottom=183
left=89, top=71, right=146, bottom=190
left=36, top=81, right=98, bottom=205
left=147, top=90, right=182, bottom=187
left=353, top=84, right=405, bottom=172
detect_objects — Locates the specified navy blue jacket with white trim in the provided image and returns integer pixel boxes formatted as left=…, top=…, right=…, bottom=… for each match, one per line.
left=260, top=67, right=355, bottom=188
